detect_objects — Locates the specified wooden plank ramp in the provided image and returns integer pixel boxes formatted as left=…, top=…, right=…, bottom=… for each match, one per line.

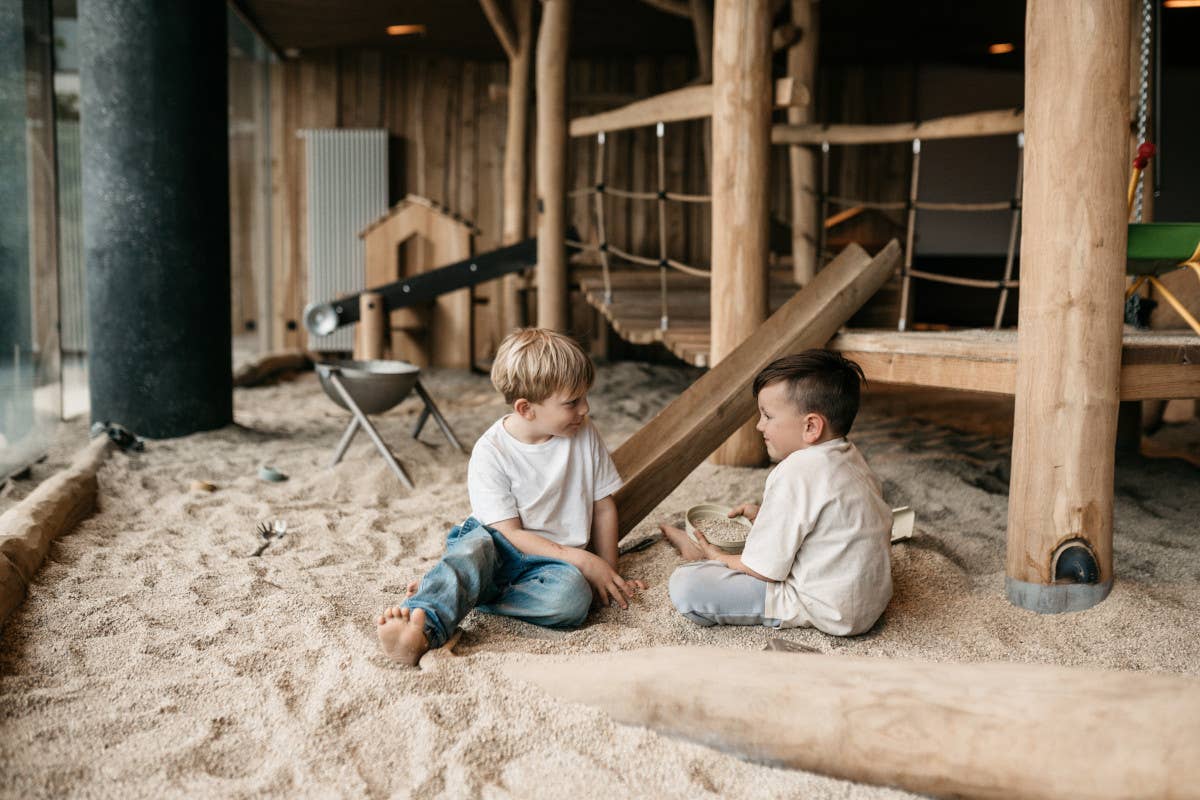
left=610, top=241, right=900, bottom=535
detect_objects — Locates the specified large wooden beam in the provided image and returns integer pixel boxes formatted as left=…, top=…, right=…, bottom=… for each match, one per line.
left=827, top=330, right=1200, bottom=401
left=488, top=0, right=534, bottom=338
left=569, top=78, right=805, bottom=138
left=771, top=108, right=1024, bottom=146
left=786, top=0, right=819, bottom=286
left=612, top=241, right=899, bottom=535
left=535, top=0, right=570, bottom=332
left=1007, top=0, right=1130, bottom=614
left=688, top=0, right=713, bottom=82
left=507, top=646, right=1200, bottom=800
left=709, top=0, right=773, bottom=466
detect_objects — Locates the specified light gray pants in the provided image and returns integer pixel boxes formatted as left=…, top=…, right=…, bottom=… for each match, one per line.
left=668, top=561, right=782, bottom=627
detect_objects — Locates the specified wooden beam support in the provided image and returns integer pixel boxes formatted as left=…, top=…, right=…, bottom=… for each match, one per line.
left=499, top=0, right=534, bottom=338
left=478, top=0, right=519, bottom=61
left=689, top=0, right=714, bottom=82
left=535, top=0, right=570, bottom=332
left=569, top=78, right=805, bottom=138
left=611, top=242, right=899, bottom=535
left=826, top=330, right=1200, bottom=401
left=709, top=0, right=773, bottom=466
left=637, top=0, right=691, bottom=18
left=786, top=0, right=819, bottom=286
left=507, top=646, right=1200, bottom=800
left=1006, top=0, right=1130, bottom=614
left=771, top=108, right=1024, bottom=146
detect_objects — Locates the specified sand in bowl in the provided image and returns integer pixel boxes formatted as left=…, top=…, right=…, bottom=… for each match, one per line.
left=686, top=506, right=751, bottom=552
left=695, top=516, right=750, bottom=545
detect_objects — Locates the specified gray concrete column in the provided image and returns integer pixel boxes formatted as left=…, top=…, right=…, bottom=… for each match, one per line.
left=80, top=1, right=231, bottom=437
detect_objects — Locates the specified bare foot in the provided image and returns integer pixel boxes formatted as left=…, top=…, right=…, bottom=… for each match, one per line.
left=659, top=523, right=705, bottom=561
left=376, top=606, right=430, bottom=666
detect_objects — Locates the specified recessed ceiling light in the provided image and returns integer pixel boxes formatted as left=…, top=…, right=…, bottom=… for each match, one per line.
left=1164, top=0, right=1200, bottom=7
left=988, top=42, right=1015, bottom=55
left=386, top=24, right=427, bottom=36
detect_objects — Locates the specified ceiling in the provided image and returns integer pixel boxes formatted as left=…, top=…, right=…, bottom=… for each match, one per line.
left=232, top=0, right=1200, bottom=68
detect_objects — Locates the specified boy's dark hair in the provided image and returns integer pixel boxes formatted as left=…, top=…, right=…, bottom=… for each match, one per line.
left=752, top=350, right=866, bottom=436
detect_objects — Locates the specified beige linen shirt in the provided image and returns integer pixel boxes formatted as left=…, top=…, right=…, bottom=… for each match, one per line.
left=739, top=437, right=893, bottom=635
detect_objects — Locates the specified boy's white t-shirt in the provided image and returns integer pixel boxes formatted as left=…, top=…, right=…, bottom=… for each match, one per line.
left=467, top=416, right=623, bottom=548
left=739, top=437, right=893, bottom=636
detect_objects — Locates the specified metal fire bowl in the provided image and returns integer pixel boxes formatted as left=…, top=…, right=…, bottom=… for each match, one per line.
left=315, top=360, right=421, bottom=416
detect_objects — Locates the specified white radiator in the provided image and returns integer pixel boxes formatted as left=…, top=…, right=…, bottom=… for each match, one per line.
left=302, top=129, right=387, bottom=351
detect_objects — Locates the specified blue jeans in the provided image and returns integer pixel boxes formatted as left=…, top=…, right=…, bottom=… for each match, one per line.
left=401, top=517, right=592, bottom=649
left=669, top=561, right=782, bottom=627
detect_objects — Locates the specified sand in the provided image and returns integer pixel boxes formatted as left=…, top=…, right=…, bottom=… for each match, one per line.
left=2, top=362, right=1199, bottom=798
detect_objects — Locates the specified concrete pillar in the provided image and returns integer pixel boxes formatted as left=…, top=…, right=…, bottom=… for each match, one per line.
left=80, top=2, right=231, bottom=437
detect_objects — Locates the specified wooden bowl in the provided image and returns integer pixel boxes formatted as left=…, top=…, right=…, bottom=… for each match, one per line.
left=685, top=503, right=752, bottom=554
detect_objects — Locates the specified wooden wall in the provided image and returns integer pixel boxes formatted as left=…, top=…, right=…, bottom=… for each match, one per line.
left=263, top=47, right=916, bottom=357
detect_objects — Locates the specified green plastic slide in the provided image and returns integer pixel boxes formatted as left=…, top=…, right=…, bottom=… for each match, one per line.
left=1126, top=222, right=1200, bottom=276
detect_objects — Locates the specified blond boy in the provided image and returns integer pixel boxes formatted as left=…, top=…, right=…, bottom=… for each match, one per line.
left=660, top=350, right=892, bottom=636
left=377, top=328, right=645, bottom=664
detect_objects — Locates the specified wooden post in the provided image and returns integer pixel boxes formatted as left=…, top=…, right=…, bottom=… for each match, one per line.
left=1006, top=0, right=1130, bottom=613
left=787, top=0, right=818, bottom=286
left=355, top=292, right=385, bottom=361
left=535, top=0, right=570, bottom=333
left=709, top=0, right=771, bottom=466
left=482, top=0, right=534, bottom=339
left=688, top=0, right=714, bottom=82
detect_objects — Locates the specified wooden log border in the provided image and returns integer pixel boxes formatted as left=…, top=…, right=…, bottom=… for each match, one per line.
left=0, top=436, right=114, bottom=630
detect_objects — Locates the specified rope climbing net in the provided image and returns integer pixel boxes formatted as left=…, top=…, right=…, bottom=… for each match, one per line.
left=566, top=123, right=711, bottom=332
left=568, top=111, right=1028, bottom=334
left=812, top=133, right=1025, bottom=331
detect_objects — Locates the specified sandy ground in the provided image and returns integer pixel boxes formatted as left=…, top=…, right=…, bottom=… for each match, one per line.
left=2, top=362, right=1199, bottom=799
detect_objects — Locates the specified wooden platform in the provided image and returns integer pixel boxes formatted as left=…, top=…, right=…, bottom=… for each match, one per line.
left=578, top=270, right=1200, bottom=400
left=578, top=269, right=797, bottom=367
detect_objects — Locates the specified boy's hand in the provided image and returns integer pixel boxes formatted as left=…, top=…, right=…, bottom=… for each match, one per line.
left=405, top=578, right=420, bottom=597
left=578, top=551, right=647, bottom=610
left=729, top=503, right=760, bottom=523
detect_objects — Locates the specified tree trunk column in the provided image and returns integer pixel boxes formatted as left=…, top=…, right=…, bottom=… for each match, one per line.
left=787, top=0, right=819, bottom=286
left=710, top=0, right=771, bottom=466
left=1006, top=0, right=1130, bottom=613
left=499, top=0, right=533, bottom=338
left=80, top=1, right=231, bottom=438
left=535, top=0, right=570, bottom=333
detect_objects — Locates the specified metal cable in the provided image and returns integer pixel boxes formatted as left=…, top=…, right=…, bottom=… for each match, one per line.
left=655, top=123, right=669, bottom=330
left=593, top=133, right=613, bottom=305
left=898, top=139, right=921, bottom=331
left=904, top=269, right=1019, bottom=290
left=1134, top=0, right=1152, bottom=221
left=993, top=133, right=1024, bottom=328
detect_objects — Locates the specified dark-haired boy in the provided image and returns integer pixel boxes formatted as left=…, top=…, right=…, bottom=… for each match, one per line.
left=660, top=350, right=892, bottom=636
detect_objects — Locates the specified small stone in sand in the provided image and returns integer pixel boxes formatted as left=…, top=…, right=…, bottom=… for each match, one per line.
left=258, top=465, right=287, bottom=482
left=190, top=480, right=217, bottom=493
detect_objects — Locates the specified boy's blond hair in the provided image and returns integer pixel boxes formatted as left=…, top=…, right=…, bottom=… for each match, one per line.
left=491, top=328, right=594, bottom=405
